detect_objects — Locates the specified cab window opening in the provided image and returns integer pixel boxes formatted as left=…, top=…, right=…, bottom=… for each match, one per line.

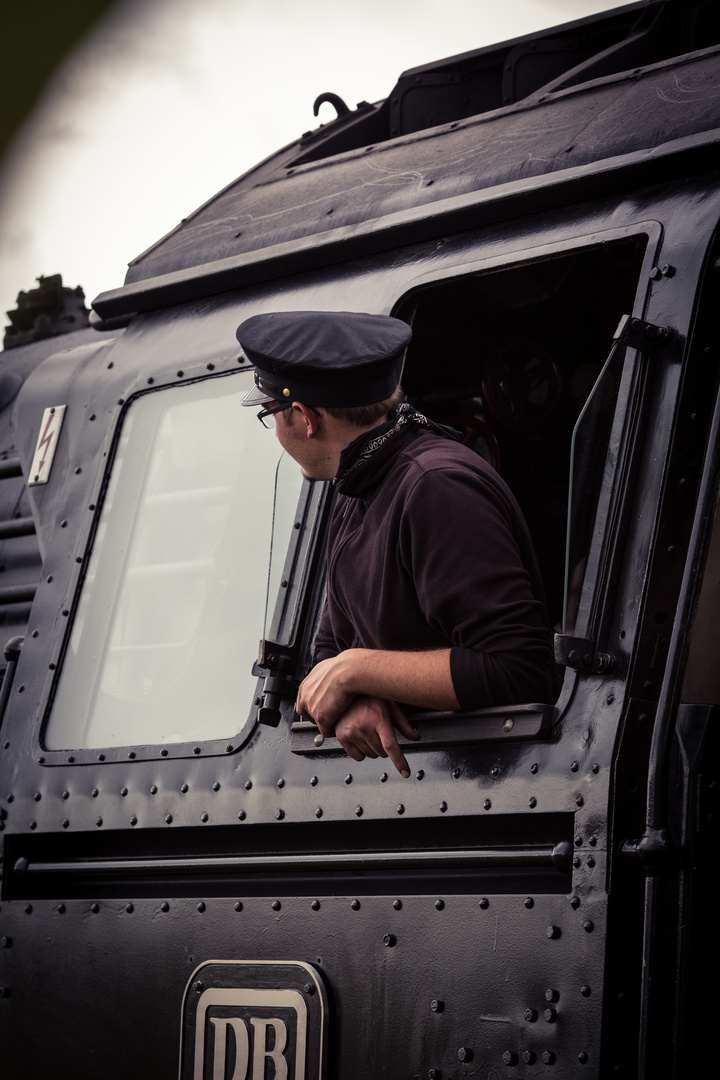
left=395, top=236, right=648, bottom=638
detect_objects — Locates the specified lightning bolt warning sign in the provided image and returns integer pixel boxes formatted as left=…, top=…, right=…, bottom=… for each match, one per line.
left=28, top=405, right=67, bottom=486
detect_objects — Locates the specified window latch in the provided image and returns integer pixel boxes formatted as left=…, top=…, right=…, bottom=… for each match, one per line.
left=252, top=640, right=301, bottom=727
left=614, top=314, right=671, bottom=354
left=553, top=633, right=615, bottom=674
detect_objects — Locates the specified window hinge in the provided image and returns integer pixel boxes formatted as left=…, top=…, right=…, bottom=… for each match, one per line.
left=554, top=633, right=615, bottom=674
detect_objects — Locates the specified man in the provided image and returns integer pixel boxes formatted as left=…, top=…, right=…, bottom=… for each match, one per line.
left=238, top=310, right=556, bottom=777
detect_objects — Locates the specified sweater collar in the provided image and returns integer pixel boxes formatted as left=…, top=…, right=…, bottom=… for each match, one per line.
left=334, top=403, right=461, bottom=498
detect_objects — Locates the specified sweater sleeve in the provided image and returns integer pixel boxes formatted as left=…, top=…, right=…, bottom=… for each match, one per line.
left=400, top=462, right=557, bottom=709
left=313, top=602, right=340, bottom=663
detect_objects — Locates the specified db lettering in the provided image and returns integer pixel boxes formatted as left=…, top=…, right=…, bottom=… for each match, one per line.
left=208, top=1017, right=289, bottom=1080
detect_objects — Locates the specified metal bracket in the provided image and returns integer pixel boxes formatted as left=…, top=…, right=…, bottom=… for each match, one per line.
left=554, top=633, right=615, bottom=674
left=614, top=313, right=671, bottom=355
left=253, top=641, right=301, bottom=727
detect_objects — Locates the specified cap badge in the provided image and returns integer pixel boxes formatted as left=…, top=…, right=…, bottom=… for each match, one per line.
left=283, top=388, right=291, bottom=397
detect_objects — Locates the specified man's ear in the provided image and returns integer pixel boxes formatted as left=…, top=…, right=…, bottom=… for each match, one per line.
left=292, top=401, right=322, bottom=438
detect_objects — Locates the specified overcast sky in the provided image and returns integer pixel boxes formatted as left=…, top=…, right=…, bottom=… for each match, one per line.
left=0, top=0, right=614, bottom=327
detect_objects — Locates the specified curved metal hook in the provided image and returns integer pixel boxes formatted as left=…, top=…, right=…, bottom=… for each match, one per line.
left=313, top=92, right=350, bottom=119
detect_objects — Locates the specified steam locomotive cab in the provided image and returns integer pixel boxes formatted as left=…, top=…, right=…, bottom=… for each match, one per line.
left=1, top=2, right=719, bottom=1077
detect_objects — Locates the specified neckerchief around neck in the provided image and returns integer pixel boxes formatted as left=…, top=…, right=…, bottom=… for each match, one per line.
left=334, top=403, right=461, bottom=491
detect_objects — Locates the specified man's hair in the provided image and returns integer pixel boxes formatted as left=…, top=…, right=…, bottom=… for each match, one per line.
left=322, top=385, right=405, bottom=427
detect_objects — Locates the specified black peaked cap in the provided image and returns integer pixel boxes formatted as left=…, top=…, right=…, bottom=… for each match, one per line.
left=237, top=310, right=411, bottom=408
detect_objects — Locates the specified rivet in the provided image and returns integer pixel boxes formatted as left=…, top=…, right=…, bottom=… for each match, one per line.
left=96, top=817, right=103, bottom=827
left=545, top=988, right=559, bottom=1002
left=523, top=1051, right=537, bottom=1064
left=30, top=820, right=37, bottom=830
left=439, top=801, right=448, bottom=812
left=435, top=899, right=445, bottom=910
left=383, top=934, right=396, bottom=947
left=525, top=1009, right=538, bottom=1022
left=351, top=899, right=360, bottom=910
left=33, top=791, right=41, bottom=802
left=235, top=901, right=243, bottom=911
left=589, top=834, right=598, bottom=846
left=315, top=807, right=323, bottom=818
left=206, top=363, right=215, bottom=371
left=161, top=902, right=169, bottom=912
left=193, top=747, right=201, bottom=755
left=201, top=812, right=208, bottom=823
left=416, top=769, right=424, bottom=780
left=6, top=794, right=13, bottom=802
left=91, top=903, right=99, bottom=914
left=213, top=781, right=221, bottom=791
left=237, top=810, right=246, bottom=820
left=483, top=799, right=491, bottom=810
left=181, top=783, right=188, bottom=793
left=587, top=856, right=596, bottom=868
left=355, top=805, right=363, bottom=816
left=430, top=999, right=444, bottom=1012
left=456, top=1048, right=473, bottom=1062
left=60, top=520, right=67, bottom=529
left=245, top=780, right=252, bottom=790
left=606, top=694, right=615, bottom=705
left=452, top=768, right=462, bottom=779
left=130, top=816, right=137, bottom=826
left=592, top=763, right=600, bottom=773
left=584, top=920, right=595, bottom=932
left=491, top=766, right=500, bottom=778
left=275, top=809, right=284, bottom=820
left=193, top=981, right=203, bottom=993
left=544, top=1007, right=558, bottom=1023
left=581, top=985, right=591, bottom=997
left=570, top=896, right=581, bottom=909
left=503, top=1051, right=518, bottom=1066
left=311, top=900, right=320, bottom=911
left=128, top=751, right=136, bottom=759
left=573, top=856, right=581, bottom=867
left=479, top=898, right=489, bottom=909
left=225, top=745, right=233, bottom=753
left=91, top=788, right=99, bottom=798
left=177, top=371, right=184, bottom=378
left=571, top=761, right=579, bottom=772
left=396, top=804, right=405, bottom=815
left=503, top=718, right=514, bottom=732
left=380, top=772, right=388, bottom=782
left=303, top=982, right=316, bottom=995
left=578, top=1052, right=589, bottom=1064
left=310, top=776, right=318, bottom=786
left=531, top=763, right=538, bottom=774
left=165, top=814, right=173, bottom=824
left=160, top=749, right=168, bottom=757
left=272, top=900, right=281, bottom=911
left=576, top=795, right=584, bottom=807
left=542, top=1051, right=556, bottom=1064
left=547, top=925, right=561, bottom=939
left=575, top=835, right=583, bottom=846
left=24, top=904, right=32, bottom=914
left=57, top=904, right=65, bottom=914
left=150, top=785, right=158, bottom=794
left=276, top=778, right=284, bottom=789
left=524, top=897, right=534, bottom=908
left=428, top=1070, right=442, bottom=1080
left=62, top=818, right=69, bottom=828
left=197, top=902, right=206, bottom=913
left=98, top=754, right=104, bottom=761
left=529, top=797, right=537, bottom=808
left=344, top=774, right=352, bottom=785
left=120, top=787, right=128, bottom=797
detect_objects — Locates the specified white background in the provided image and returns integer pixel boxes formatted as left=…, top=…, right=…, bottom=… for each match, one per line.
left=0, top=0, right=614, bottom=327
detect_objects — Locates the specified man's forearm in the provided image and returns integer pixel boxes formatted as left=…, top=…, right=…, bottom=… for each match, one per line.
left=329, top=648, right=460, bottom=711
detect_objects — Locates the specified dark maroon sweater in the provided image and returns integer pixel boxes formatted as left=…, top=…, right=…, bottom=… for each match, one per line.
left=314, top=422, right=557, bottom=709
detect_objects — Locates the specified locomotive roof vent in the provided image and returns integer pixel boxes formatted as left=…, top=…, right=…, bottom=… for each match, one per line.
left=291, top=0, right=720, bottom=166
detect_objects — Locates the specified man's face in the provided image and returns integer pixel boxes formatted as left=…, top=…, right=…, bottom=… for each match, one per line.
left=271, top=402, right=340, bottom=482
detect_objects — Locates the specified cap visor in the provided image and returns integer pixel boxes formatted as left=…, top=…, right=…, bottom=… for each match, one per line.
left=241, top=382, right=276, bottom=407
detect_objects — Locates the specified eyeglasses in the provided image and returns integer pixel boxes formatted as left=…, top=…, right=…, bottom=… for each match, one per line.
left=256, top=402, right=292, bottom=429
left=256, top=402, right=323, bottom=429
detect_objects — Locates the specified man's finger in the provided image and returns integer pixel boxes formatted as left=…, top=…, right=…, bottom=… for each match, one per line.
left=377, top=722, right=411, bottom=778
left=389, top=702, right=421, bottom=741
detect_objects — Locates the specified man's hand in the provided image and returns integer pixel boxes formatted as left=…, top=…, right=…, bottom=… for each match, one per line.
left=296, top=654, right=357, bottom=732
left=333, top=695, right=420, bottom=777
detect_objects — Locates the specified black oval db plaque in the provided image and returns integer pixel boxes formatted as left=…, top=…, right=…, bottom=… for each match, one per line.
left=180, top=960, right=328, bottom=1080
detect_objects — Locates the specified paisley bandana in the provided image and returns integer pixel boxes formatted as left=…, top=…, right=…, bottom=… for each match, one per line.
left=334, top=403, right=461, bottom=492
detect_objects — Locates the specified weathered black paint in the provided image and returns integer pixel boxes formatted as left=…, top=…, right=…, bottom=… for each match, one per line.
left=1, top=3, right=719, bottom=1078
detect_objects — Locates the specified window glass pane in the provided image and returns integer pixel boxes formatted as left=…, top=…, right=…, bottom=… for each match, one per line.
left=45, top=372, right=303, bottom=749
